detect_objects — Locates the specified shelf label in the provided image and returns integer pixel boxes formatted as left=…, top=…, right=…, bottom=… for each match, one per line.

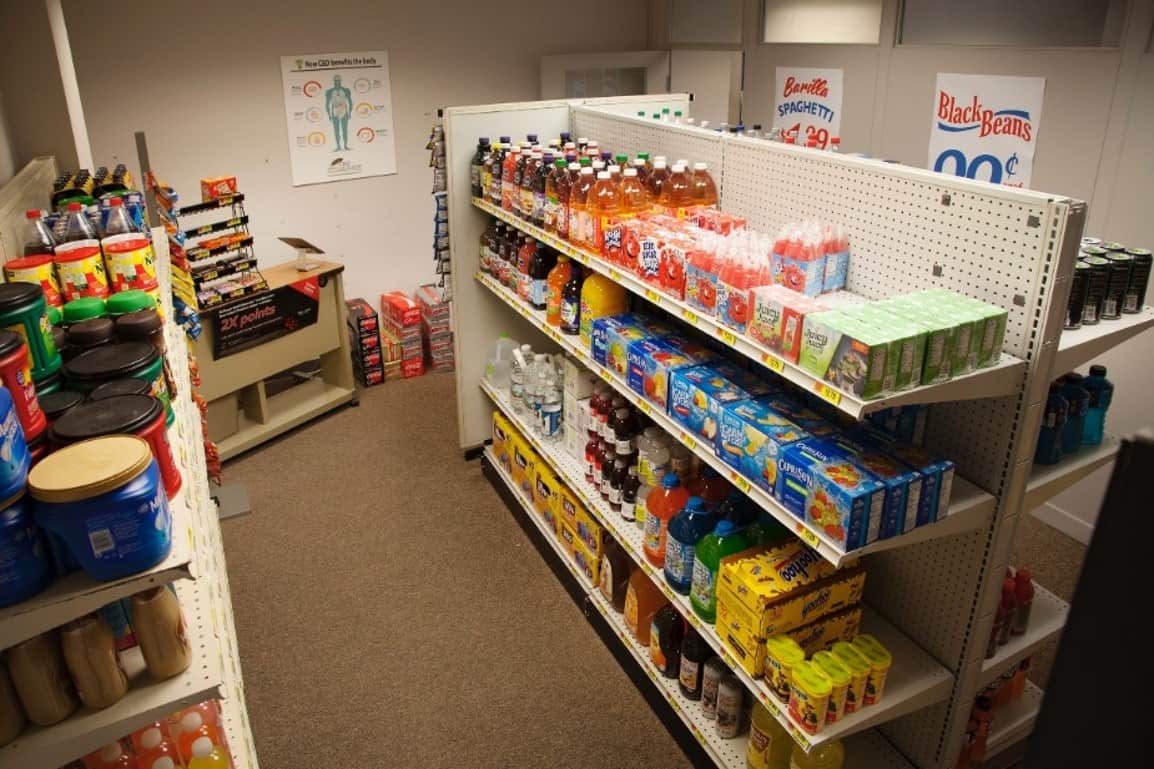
left=761, top=353, right=784, bottom=374
left=719, top=329, right=736, bottom=345
left=729, top=471, right=751, bottom=494
left=644, top=288, right=661, bottom=304
left=609, top=268, right=623, bottom=281
left=637, top=400, right=652, bottom=415
left=681, top=308, right=699, bottom=325
left=787, top=723, right=810, bottom=750
left=795, top=523, right=820, bottom=549
left=813, top=381, right=843, bottom=406
left=680, top=432, right=697, bottom=451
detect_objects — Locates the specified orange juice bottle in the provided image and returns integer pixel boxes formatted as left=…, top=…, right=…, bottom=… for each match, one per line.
left=501, top=144, right=520, bottom=211
left=543, top=158, right=567, bottom=234
left=660, top=162, right=692, bottom=218
left=545, top=255, right=573, bottom=326
left=571, top=167, right=596, bottom=247
left=646, top=157, right=670, bottom=209
left=643, top=473, right=689, bottom=567
left=619, top=167, right=648, bottom=214
left=578, top=272, right=627, bottom=345
left=588, top=171, right=619, bottom=253
left=624, top=568, right=668, bottom=646
left=689, top=162, right=719, bottom=207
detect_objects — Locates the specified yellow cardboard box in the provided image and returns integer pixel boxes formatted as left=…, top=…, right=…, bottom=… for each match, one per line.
left=555, top=485, right=606, bottom=559
left=492, top=411, right=515, bottom=471
left=716, top=588, right=767, bottom=677
left=785, top=605, right=863, bottom=657
left=532, top=466, right=561, bottom=535
left=558, top=519, right=601, bottom=585
left=511, top=437, right=537, bottom=499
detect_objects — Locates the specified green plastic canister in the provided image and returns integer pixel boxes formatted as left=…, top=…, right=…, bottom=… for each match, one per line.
left=0, top=283, right=61, bottom=381
left=63, top=342, right=173, bottom=426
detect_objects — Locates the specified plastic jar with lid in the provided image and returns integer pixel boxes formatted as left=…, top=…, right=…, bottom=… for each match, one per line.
left=66, top=317, right=116, bottom=358
left=0, top=492, right=51, bottom=607
left=54, top=244, right=109, bottom=301
left=0, top=282, right=61, bottom=381
left=39, top=389, right=83, bottom=430
left=0, top=329, right=46, bottom=442
left=4, top=254, right=61, bottom=307
left=88, top=378, right=151, bottom=401
left=29, top=435, right=172, bottom=581
left=63, top=341, right=173, bottom=426
left=62, top=296, right=108, bottom=325
left=106, top=289, right=156, bottom=318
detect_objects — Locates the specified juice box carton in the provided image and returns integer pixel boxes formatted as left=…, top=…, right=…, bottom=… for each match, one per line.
left=669, top=366, right=753, bottom=448
left=685, top=250, right=720, bottom=316
left=717, top=540, right=866, bottom=636
left=626, top=338, right=700, bottom=412
left=591, top=315, right=651, bottom=375
left=709, top=360, right=775, bottom=397
left=799, top=312, right=891, bottom=399
left=660, top=333, right=721, bottom=364
left=822, top=434, right=924, bottom=540
left=945, top=295, right=1008, bottom=368
left=748, top=285, right=825, bottom=363
left=558, top=519, right=601, bottom=585
left=875, top=298, right=953, bottom=386
left=916, top=292, right=981, bottom=377
left=844, top=306, right=925, bottom=392
left=717, top=400, right=808, bottom=495
left=555, top=486, right=606, bottom=559
left=511, top=437, right=538, bottom=499
left=200, top=175, right=237, bottom=201
left=775, top=439, right=887, bottom=551
left=848, top=425, right=955, bottom=526
left=492, top=411, right=515, bottom=471
left=786, top=605, right=863, bottom=656
left=757, top=394, right=836, bottom=439
left=532, top=466, right=561, bottom=534
left=631, top=312, right=677, bottom=339
left=716, top=586, right=768, bottom=677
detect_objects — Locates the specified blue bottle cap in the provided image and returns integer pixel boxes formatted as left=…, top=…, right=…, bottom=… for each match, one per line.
left=662, top=473, right=680, bottom=489
left=715, top=519, right=738, bottom=537
left=686, top=496, right=706, bottom=512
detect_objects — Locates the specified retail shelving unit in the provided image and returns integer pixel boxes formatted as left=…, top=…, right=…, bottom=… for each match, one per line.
left=0, top=230, right=258, bottom=769
left=445, top=96, right=1148, bottom=768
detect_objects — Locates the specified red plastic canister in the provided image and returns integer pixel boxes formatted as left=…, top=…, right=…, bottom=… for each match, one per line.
left=48, top=395, right=180, bottom=497
left=0, top=330, right=45, bottom=442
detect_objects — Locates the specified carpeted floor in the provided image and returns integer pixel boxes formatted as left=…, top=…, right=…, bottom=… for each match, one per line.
left=219, top=372, right=1084, bottom=768
left=220, top=373, right=693, bottom=769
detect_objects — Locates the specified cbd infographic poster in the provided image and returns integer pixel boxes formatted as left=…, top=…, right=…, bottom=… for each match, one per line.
left=281, top=51, right=397, bottom=186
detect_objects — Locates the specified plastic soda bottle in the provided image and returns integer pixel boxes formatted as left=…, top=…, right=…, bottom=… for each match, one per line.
left=1080, top=364, right=1113, bottom=445
left=664, top=496, right=716, bottom=594
left=688, top=465, right=730, bottom=507
left=660, top=162, right=693, bottom=218
left=186, top=737, right=229, bottom=769
left=559, top=268, right=584, bottom=335
left=62, top=202, right=98, bottom=242
left=470, top=137, right=490, bottom=198
left=545, top=254, right=572, bottom=326
left=23, top=209, right=56, bottom=254
left=624, top=568, right=667, bottom=646
left=749, top=701, right=793, bottom=769
left=518, top=150, right=538, bottom=218
left=645, top=157, right=670, bottom=208
left=578, top=272, right=627, bottom=346
left=588, top=171, right=619, bottom=253
left=644, top=473, right=689, bottom=567
left=501, top=145, right=520, bottom=211
left=690, top=519, right=751, bottom=622
left=570, top=167, right=596, bottom=246
left=103, top=197, right=136, bottom=237
left=689, top=162, right=719, bottom=207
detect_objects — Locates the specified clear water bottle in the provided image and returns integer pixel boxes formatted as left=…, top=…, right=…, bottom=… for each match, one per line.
left=526, top=353, right=549, bottom=420
left=61, top=202, right=98, bottom=243
left=510, top=344, right=531, bottom=413
left=540, top=372, right=563, bottom=441
left=22, top=209, right=56, bottom=254
left=102, top=197, right=137, bottom=237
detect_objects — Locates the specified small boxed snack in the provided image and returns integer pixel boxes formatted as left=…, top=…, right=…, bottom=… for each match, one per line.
left=710, top=360, right=775, bottom=397
left=716, top=589, right=768, bottom=677
left=658, top=232, right=694, bottom=300
left=824, top=434, right=924, bottom=540
left=659, top=333, right=720, bottom=363
left=749, top=285, right=825, bottom=364
left=492, top=411, right=515, bottom=471
left=786, top=605, right=864, bottom=656
left=532, top=466, right=561, bottom=534
left=717, top=400, right=808, bottom=494
left=851, top=426, right=955, bottom=526
left=799, top=312, right=891, bottom=399
left=775, top=439, right=887, bottom=550
left=669, top=366, right=752, bottom=447
left=558, top=520, right=601, bottom=585
left=200, top=175, right=238, bottom=201
left=555, top=487, right=606, bottom=558
left=758, top=394, right=836, bottom=438
left=626, top=338, right=700, bottom=412
left=591, top=315, right=651, bottom=375
left=563, top=356, right=597, bottom=399
left=510, top=435, right=537, bottom=497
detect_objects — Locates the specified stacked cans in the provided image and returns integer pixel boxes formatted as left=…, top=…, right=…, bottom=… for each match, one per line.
left=1069, top=237, right=1151, bottom=329
left=380, top=291, right=424, bottom=378
left=345, top=298, right=384, bottom=387
left=415, top=285, right=454, bottom=373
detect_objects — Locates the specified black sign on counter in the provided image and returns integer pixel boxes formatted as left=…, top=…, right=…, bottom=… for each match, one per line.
left=213, top=277, right=320, bottom=359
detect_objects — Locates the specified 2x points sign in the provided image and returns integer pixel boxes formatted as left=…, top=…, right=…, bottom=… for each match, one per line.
left=213, top=278, right=320, bottom=359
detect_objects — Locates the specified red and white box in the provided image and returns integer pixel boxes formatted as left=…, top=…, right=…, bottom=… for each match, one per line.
left=380, top=291, right=422, bottom=329
left=200, top=175, right=238, bottom=202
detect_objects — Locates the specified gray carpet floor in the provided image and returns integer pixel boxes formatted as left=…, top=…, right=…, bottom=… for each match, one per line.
left=219, top=372, right=1082, bottom=768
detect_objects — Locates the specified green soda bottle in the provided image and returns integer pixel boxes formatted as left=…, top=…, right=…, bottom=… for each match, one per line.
left=689, top=519, right=752, bottom=623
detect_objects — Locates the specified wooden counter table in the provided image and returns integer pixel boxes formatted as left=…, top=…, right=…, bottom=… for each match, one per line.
left=194, top=258, right=355, bottom=460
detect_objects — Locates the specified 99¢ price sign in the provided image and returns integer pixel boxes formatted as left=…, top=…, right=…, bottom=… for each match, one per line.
left=928, top=73, right=1045, bottom=189
left=773, top=67, right=843, bottom=149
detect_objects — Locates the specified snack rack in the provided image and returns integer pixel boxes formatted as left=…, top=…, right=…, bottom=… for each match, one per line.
left=445, top=95, right=1153, bottom=768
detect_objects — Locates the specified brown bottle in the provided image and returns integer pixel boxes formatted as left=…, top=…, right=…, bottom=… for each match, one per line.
left=7, top=631, right=79, bottom=726
left=60, top=614, right=128, bottom=709
left=131, top=587, right=193, bottom=680
left=609, top=458, right=629, bottom=512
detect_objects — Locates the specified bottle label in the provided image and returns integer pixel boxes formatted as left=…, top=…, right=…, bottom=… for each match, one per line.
left=599, top=558, right=613, bottom=601
left=748, top=722, right=773, bottom=769
left=690, top=559, right=715, bottom=609
left=620, top=500, right=635, bottom=521
left=578, top=211, right=594, bottom=245
left=624, top=586, right=639, bottom=635
left=520, top=188, right=533, bottom=216
left=543, top=197, right=558, bottom=230
left=615, top=437, right=632, bottom=454
left=665, top=540, right=694, bottom=584
left=529, top=279, right=548, bottom=307
left=600, top=473, right=611, bottom=496
left=608, top=485, right=622, bottom=505
left=533, top=191, right=546, bottom=222
left=560, top=299, right=579, bottom=329
left=569, top=210, right=581, bottom=241
left=644, top=514, right=664, bottom=556
left=470, top=165, right=480, bottom=190
left=586, top=454, right=596, bottom=479
left=649, top=622, right=665, bottom=669
left=679, top=657, right=701, bottom=696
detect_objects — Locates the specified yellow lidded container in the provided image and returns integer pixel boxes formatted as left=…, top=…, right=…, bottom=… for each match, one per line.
left=763, top=635, right=805, bottom=701
left=788, top=660, right=832, bottom=735
left=831, top=641, right=871, bottom=714
left=852, top=634, right=893, bottom=705
left=812, top=650, right=852, bottom=724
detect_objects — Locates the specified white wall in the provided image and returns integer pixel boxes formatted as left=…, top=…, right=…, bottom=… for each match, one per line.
left=0, top=93, right=15, bottom=186
left=24, top=0, right=646, bottom=300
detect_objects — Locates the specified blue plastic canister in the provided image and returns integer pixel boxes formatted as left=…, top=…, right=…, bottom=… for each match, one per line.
left=0, top=385, right=29, bottom=502
left=29, top=435, right=171, bottom=581
left=0, top=492, right=52, bottom=607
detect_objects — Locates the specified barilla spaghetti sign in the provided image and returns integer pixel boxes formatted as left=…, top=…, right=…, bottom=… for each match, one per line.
left=928, top=73, right=1045, bottom=188
left=773, top=67, right=843, bottom=149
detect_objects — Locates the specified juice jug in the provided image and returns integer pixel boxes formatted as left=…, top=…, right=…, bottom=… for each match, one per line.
left=650, top=604, right=686, bottom=678
left=186, top=737, right=229, bottom=769
left=646, top=158, right=670, bottom=205
left=690, top=519, right=752, bottom=623
left=545, top=255, right=572, bottom=326
left=631, top=157, right=650, bottom=189
left=749, top=700, right=792, bottom=769
left=660, top=163, right=693, bottom=218
left=690, top=162, right=719, bottom=207
left=559, top=268, right=584, bottom=336
left=544, top=159, right=567, bottom=234
left=559, top=162, right=579, bottom=240
left=570, top=167, right=596, bottom=246
left=664, top=496, right=716, bottom=595
left=1081, top=364, right=1113, bottom=445
left=624, top=568, right=667, bottom=646
left=688, top=465, right=730, bottom=507
left=644, top=473, right=689, bottom=567
left=578, top=272, right=626, bottom=346
left=790, top=739, right=844, bottom=769
left=598, top=538, right=634, bottom=612
left=588, top=171, right=619, bottom=252
left=619, top=167, right=647, bottom=217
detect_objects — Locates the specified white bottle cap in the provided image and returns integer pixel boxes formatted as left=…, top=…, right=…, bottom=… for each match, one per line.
left=673, top=163, right=687, bottom=172
left=654, top=159, right=667, bottom=169
left=694, top=162, right=707, bottom=171
left=624, top=168, right=638, bottom=177
left=191, top=736, right=215, bottom=759
left=580, top=167, right=594, bottom=175
left=676, top=159, right=688, bottom=166
left=608, top=165, right=620, bottom=174
left=577, top=137, right=588, bottom=144
left=654, top=155, right=667, bottom=163
left=597, top=171, right=610, bottom=180
left=568, top=163, right=580, bottom=170
left=632, top=158, right=645, bottom=166
left=100, top=743, right=124, bottom=761
left=140, top=727, right=163, bottom=750
left=152, top=758, right=176, bottom=769
left=181, top=711, right=204, bottom=731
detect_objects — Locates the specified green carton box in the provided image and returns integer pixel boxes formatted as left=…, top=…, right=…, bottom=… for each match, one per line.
left=800, top=312, right=891, bottom=399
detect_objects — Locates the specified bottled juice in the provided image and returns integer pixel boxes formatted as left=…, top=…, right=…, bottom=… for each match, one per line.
left=570, top=167, right=596, bottom=246
left=532, top=153, right=552, bottom=227
left=556, top=161, right=578, bottom=240
left=518, top=150, right=538, bottom=218
left=598, top=538, right=634, bottom=612
left=543, top=159, right=566, bottom=233
left=608, top=164, right=623, bottom=192
left=690, top=162, right=719, bottom=207
left=545, top=254, right=572, bottom=326
left=470, top=137, right=490, bottom=198
left=614, top=154, right=629, bottom=175
left=679, top=627, right=709, bottom=700
left=588, top=171, right=619, bottom=252
left=688, top=465, right=730, bottom=507
left=748, top=700, right=792, bottom=769
left=664, top=496, right=717, bottom=594
left=1081, top=364, right=1113, bottom=445
left=790, top=739, right=844, bottom=769
left=186, top=737, right=229, bottom=769
left=624, top=568, right=667, bottom=646
left=501, top=144, right=519, bottom=210
left=644, top=473, right=689, bottom=567
left=559, top=267, right=584, bottom=335
left=650, top=604, right=686, bottom=678
left=631, top=157, right=649, bottom=189
left=619, top=168, right=647, bottom=214
left=660, top=162, right=693, bottom=218
left=528, top=246, right=556, bottom=311
left=488, top=138, right=506, bottom=203
left=646, top=158, right=670, bottom=206
left=690, top=519, right=751, bottom=622
left=578, top=271, right=627, bottom=346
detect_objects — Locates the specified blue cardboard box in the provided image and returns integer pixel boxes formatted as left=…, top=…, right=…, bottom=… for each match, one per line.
left=710, top=360, right=776, bottom=397
left=626, top=339, right=699, bottom=412
left=591, top=316, right=651, bottom=376
left=848, top=425, right=955, bottom=527
left=822, top=434, right=923, bottom=541
left=758, top=394, right=837, bottom=438
left=775, top=438, right=887, bottom=551
left=717, top=400, right=808, bottom=495
left=669, top=366, right=753, bottom=449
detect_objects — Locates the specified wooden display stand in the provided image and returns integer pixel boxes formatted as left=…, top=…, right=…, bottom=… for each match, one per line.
left=194, top=259, right=355, bottom=460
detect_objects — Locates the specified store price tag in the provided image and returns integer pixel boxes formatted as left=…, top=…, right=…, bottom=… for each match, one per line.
left=680, top=432, right=697, bottom=451
left=681, top=308, right=699, bottom=325
left=644, top=288, right=661, bottom=304
left=795, top=524, right=821, bottom=549
left=719, top=328, right=736, bottom=345
left=761, top=353, right=784, bottom=374
left=814, top=381, right=843, bottom=406
left=608, top=268, right=623, bottom=282
left=637, top=400, right=652, bottom=415
left=730, top=472, right=751, bottom=494
left=788, top=723, right=810, bottom=751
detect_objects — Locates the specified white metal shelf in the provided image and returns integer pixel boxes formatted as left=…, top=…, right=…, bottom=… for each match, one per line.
left=977, top=585, right=1068, bottom=688
left=477, top=270, right=996, bottom=568
left=1022, top=436, right=1120, bottom=512
left=983, top=682, right=1043, bottom=761
left=1052, top=307, right=1154, bottom=375
left=475, top=198, right=1026, bottom=419
left=484, top=447, right=594, bottom=593
left=481, top=379, right=954, bottom=752
left=0, top=579, right=223, bottom=769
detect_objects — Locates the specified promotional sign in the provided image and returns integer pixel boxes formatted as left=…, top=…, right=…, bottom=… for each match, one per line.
left=213, top=277, right=320, bottom=359
left=928, top=73, right=1045, bottom=188
left=773, top=67, right=843, bottom=149
left=281, top=51, right=397, bottom=186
